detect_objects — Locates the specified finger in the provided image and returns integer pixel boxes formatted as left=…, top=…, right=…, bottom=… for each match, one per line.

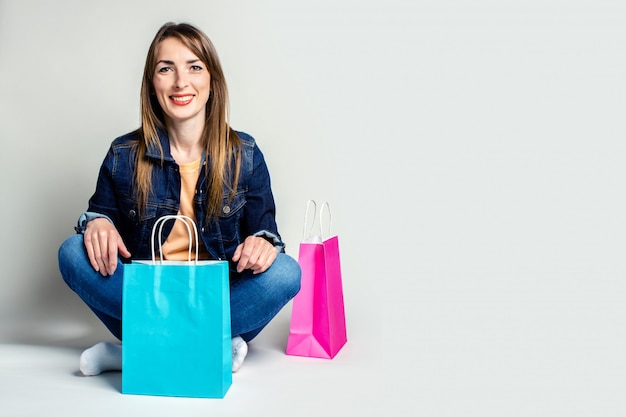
left=232, top=243, right=243, bottom=262
left=97, top=231, right=110, bottom=267
left=91, top=234, right=108, bottom=276
left=245, top=238, right=271, bottom=273
left=84, top=234, right=100, bottom=272
left=236, top=241, right=258, bottom=273
left=247, top=241, right=276, bottom=274
left=236, top=250, right=252, bottom=273
left=118, top=239, right=131, bottom=259
left=266, top=248, right=278, bottom=268
left=253, top=248, right=278, bottom=274
left=251, top=248, right=269, bottom=271
left=107, top=235, right=119, bottom=275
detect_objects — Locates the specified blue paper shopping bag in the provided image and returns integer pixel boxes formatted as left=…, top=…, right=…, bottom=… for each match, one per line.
left=122, top=215, right=232, bottom=398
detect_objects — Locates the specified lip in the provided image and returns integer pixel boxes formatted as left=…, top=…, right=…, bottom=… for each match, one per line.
left=169, top=94, right=194, bottom=106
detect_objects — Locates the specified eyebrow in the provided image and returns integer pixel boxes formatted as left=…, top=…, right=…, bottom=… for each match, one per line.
left=156, top=59, right=201, bottom=65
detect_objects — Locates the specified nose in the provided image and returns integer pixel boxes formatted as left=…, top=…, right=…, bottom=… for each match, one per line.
left=174, top=70, right=188, bottom=90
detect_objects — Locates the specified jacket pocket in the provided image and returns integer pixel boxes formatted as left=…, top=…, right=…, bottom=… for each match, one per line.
left=216, top=191, right=246, bottom=246
left=119, top=197, right=158, bottom=223
left=117, top=197, right=159, bottom=258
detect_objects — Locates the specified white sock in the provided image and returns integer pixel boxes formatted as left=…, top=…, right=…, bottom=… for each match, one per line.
left=79, top=341, right=122, bottom=376
left=80, top=338, right=247, bottom=375
left=231, top=336, right=248, bottom=373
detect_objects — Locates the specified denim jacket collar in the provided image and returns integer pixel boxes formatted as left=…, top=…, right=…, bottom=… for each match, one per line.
left=144, top=128, right=175, bottom=162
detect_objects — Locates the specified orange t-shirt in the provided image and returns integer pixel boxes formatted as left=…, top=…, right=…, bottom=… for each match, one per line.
left=160, top=158, right=209, bottom=261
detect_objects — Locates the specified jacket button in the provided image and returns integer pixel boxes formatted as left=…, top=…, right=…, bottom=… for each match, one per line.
left=129, top=209, right=136, bottom=219
left=223, top=205, right=230, bottom=214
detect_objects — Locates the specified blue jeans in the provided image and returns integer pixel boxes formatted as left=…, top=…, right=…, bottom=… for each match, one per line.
left=58, top=234, right=301, bottom=342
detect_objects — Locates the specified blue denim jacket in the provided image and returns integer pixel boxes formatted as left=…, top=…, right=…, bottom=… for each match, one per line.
left=75, top=129, right=284, bottom=268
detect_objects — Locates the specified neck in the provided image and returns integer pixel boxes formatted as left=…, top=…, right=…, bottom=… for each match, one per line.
left=166, top=118, right=205, bottom=164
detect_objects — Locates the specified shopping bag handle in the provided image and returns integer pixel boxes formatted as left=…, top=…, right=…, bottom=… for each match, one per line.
left=302, top=200, right=333, bottom=242
left=302, top=199, right=317, bottom=241
left=150, top=215, right=199, bottom=264
left=319, top=201, right=332, bottom=240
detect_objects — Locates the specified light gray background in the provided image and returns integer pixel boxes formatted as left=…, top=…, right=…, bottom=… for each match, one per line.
left=1, top=0, right=626, bottom=415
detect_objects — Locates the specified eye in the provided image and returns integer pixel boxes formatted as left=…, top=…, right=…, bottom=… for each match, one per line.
left=157, top=66, right=172, bottom=73
left=190, top=65, right=204, bottom=71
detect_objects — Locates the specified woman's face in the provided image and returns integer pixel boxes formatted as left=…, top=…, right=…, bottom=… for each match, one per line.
left=152, top=37, right=211, bottom=126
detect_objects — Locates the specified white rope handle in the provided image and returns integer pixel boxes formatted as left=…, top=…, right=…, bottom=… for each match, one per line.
left=150, top=215, right=199, bottom=264
left=319, top=201, right=332, bottom=240
left=302, top=199, right=317, bottom=240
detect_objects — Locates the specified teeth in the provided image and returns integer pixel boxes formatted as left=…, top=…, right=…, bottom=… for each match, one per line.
left=172, top=95, right=193, bottom=102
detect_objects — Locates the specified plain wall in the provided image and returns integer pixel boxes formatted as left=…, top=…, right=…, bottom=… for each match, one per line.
left=0, top=0, right=387, bottom=350
left=2, top=0, right=626, bottom=414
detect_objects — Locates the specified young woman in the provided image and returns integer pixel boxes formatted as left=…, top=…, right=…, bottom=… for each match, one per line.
left=58, top=22, right=301, bottom=375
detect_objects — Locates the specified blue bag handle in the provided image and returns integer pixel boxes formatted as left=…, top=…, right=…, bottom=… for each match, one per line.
left=150, top=215, right=199, bottom=264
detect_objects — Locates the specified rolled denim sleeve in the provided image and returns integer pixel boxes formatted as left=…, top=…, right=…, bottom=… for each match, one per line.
left=239, top=134, right=285, bottom=252
left=253, top=229, right=285, bottom=252
left=74, top=211, right=114, bottom=234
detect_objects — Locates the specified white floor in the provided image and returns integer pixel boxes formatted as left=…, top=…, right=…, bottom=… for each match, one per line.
left=5, top=273, right=626, bottom=417
left=7, top=268, right=626, bottom=417
left=1, top=306, right=384, bottom=417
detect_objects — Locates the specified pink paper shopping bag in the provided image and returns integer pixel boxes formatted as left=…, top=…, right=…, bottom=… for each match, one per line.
left=286, top=201, right=347, bottom=359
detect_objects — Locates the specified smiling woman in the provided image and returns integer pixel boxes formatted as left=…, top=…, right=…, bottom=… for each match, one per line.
left=56, top=22, right=301, bottom=377
left=152, top=38, right=212, bottom=138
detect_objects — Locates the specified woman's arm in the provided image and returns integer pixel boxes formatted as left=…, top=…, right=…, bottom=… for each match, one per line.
left=79, top=142, right=131, bottom=275
left=234, top=135, right=283, bottom=273
left=239, top=137, right=284, bottom=248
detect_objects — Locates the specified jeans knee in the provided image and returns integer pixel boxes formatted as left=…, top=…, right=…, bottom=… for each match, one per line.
left=58, top=233, right=82, bottom=255
left=279, top=254, right=302, bottom=298
left=58, top=234, right=85, bottom=284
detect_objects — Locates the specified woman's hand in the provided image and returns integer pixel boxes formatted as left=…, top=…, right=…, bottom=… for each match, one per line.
left=232, top=235, right=278, bottom=274
left=83, top=218, right=131, bottom=276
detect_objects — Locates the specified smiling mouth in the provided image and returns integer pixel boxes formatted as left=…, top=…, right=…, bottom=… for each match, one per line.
left=170, top=95, right=194, bottom=105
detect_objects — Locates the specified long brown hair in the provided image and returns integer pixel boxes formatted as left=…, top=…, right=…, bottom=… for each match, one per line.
left=135, top=22, right=241, bottom=221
